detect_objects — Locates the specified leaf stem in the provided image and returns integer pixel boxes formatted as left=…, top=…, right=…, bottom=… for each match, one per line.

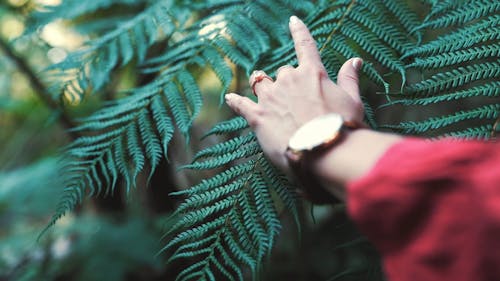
left=0, top=37, right=79, bottom=140
left=318, top=0, right=357, bottom=54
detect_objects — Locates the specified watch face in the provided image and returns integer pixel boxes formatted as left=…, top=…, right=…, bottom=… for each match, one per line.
left=288, top=113, right=343, bottom=151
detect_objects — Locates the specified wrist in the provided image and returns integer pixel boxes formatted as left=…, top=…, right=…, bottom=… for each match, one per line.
left=284, top=114, right=363, bottom=203
left=311, top=129, right=403, bottom=188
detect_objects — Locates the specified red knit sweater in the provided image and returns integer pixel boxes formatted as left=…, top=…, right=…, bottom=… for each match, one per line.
left=347, top=138, right=500, bottom=281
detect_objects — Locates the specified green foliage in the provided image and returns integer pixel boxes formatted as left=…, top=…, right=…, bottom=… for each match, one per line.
left=165, top=154, right=299, bottom=281
left=27, top=0, right=500, bottom=280
left=0, top=158, right=166, bottom=281
left=0, top=158, right=62, bottom=219
left=36, top=0, right=188, bottom=101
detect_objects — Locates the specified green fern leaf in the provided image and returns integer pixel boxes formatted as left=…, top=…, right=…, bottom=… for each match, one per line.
left=178, top=70, right=203, bottom=124
left=44, top=0, right=182, bottom=100
left=416, top=0, right=500, bottom=30
left=127, top=122, right=145, bottom=184
left=138, top=109, right=163, bottom=174
left=404, top=15, right=499, bottom=58
left=406, top=62, right=500, bottom=95
left=151, top=95, right=175, bottom=155
left=383, top=104, right=500, bottom=135
left=202, top=116, right=249, bottom=138
left=164, top=82, right=191, bottom=139
left=202, top=46, right=234, bottom=102
left=193, top=133, right=255, bottom=162
left=408, top=44, right=500, bottom=69
left=182, top=141, right=261, bottom=170
left=443, top=124, right=494, bottom=140
left=383, top=82, right=500, bottom=106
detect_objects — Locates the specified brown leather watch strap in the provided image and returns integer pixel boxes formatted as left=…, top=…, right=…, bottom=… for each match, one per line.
left=284, top=120, right=364, bottom=204
left=285, top=147, right=341, bottom=204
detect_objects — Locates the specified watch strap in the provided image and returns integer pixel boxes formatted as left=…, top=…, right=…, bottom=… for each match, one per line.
left=285, top=118, right=365, bottom=204
left=285, top=146, right=341, bottom=204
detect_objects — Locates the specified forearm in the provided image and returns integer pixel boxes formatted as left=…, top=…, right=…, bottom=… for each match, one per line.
left=311, top=129, right=403, bottom=200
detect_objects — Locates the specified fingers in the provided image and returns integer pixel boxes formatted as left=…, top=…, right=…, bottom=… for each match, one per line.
left=275, top=65, right=295, bottom=80
left=225, top=93, right=259, bottom=125
left=289, top=16, right=322, bottom=68
left=249, top=70, right=273, bottom=96
left=337, top=58, right=363, bottom=101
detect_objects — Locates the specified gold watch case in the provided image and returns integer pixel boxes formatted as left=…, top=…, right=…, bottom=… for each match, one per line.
left=286, top=113, right=346, bottom=160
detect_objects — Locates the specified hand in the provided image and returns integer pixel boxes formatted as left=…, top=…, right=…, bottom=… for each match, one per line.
left=225, top=16, right=365, bottom=174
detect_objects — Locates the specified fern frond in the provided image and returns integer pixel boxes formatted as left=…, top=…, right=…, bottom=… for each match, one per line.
left=127, top=122, right=145, bottom=183
left=201, top=45, right=234, bottom=102
left=27, top=0, right=148, bottom=33
left=193, top=133, right=255, bottom=161
left=443, top=124, right=494, bottom=140
left=339, top=20, right=405, bottom=76
left=382, top=0, right=421, bottom=38
left=45, top=82, right=179, bottom=232
left=406, top=62, right=500, bottom=95
left=416, top=0, right=500, bottom=30
left=45, top=0, right=181, bottom=100
left=177, top=70, right=203, bottom=124
left=141, top=35, right=204, bottom=74
left=382, top=82, right=500, bottom=106
left=362, top=96, right=378, bottom=129
left=202, top=116, right=249, bottom=138
left=224, top=15, right=270, bottom=61
left=151, top=95, right=175, bottom=155
left=327, top=37, right=390, bottom=92
left=383, top=104, right=500, bottom=135
left=347, top=3, right=412, bottom=53
left=165, top=113, right=299, bottom=280
left=138, top=109, right=163, bottom=173
left=162, top=82, right=188, bottom=130
left=165, top=155, right=287, bottom=281
left=182, top=141, right=261, bottom=170
left=423, top=0, right=468, bottom=22
left=408, top=43, right=500, bottom=69
left=403, top=15, right=500, bottom=58
left=47, top=0, right=310, bottom=232
left=206, top=36, right=250, bottom=73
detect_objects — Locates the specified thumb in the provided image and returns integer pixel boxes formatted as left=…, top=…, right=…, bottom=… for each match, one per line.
left=337, top=57, right=363, bottom=101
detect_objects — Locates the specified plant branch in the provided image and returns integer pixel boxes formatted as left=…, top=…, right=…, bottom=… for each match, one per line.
left=0, top=37, right=79, bottom=140
left=318, top=0, right=357, bottom=54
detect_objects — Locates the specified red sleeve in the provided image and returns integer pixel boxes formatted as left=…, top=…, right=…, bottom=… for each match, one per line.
left=347, top=138, right=500, bottom=281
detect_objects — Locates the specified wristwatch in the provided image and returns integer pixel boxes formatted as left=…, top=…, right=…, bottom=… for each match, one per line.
left=285, top=113, right=362, bottom=203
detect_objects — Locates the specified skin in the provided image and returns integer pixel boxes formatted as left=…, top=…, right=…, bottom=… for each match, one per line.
left=225, top=16, right=402, bottom=200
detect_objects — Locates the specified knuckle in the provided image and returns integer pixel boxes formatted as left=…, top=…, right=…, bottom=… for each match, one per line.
left=254, top=83, right=272, bottom=96
left=276, top=70, right=294, bottom=83
left=247, top=115, right=261, bottom=128
left=275, top=65, right=294, bottom=79
left=315, top=67, right=328, bottom=78
left=339, top=72, right=359, bottom=83
left=297, top=37, right=315, bottom=47
left=352, top=100, right=363, bottom=110
left=301, top=64, right=327, bottom=78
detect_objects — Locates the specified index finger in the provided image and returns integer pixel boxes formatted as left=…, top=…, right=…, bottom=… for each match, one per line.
left=289, top=16, right=322, bottom=67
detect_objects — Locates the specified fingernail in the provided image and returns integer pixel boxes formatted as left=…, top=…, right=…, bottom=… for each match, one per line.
left=290, top=15, right=300, bottom=25
left=352, top=58, right=363, bottom=71
left=225, top=93, right=237, bottom=101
